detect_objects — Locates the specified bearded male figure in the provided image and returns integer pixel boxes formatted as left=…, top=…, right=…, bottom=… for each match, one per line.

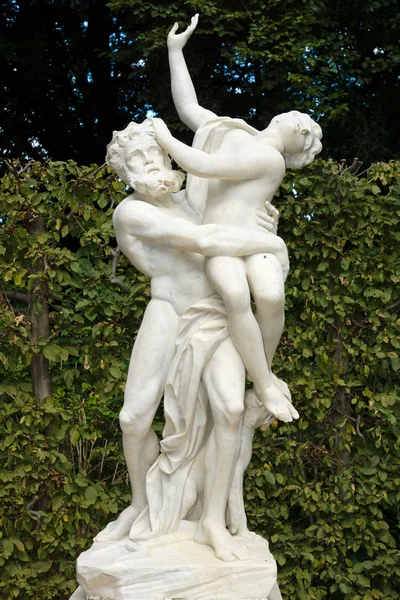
left=95, top=119, right=294, bottom=562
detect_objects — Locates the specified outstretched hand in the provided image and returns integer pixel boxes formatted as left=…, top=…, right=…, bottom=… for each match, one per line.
left=167, top=14, right=199, bottom=50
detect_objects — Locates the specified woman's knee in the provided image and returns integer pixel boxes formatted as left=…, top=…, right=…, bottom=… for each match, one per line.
left=212, top=275, right=250, bottom=313
left=206, top=260, right=250, bottom=313
left=224, top=285, right=251, bottom=313
left=254, top=287, right=285, bottom=315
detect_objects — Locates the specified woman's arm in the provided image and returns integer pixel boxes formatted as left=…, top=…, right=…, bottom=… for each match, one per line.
left=168, top=15, right=217, bottom=132
left=152, top=118, right=268, bottom=180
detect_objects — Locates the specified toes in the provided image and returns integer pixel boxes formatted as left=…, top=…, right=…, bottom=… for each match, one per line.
left=277, top=408, right=293, bottom=422
left=282, top=415, right=293, bottom=423
left=94, top=526, right=113, bottom=543
left=228, top=524, right=239, bottom=535
left=234, top=548, right=250, bottom=561
left=290, top=405, right=300, bottom=419
left=216, top=551, right=236, bottom=562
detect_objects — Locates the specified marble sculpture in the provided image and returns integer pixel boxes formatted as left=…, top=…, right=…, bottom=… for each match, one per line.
left=72, top=13, right=322, bottom=600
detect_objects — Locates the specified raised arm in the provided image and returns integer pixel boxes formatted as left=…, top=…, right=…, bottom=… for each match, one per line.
left=152, top=118, right=273, bottom=180
left=113, top=200, right=288, bottom=274
left=168, top=14, right=217, bottom=132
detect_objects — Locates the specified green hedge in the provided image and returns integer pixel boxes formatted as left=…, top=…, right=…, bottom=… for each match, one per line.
left=0, top=159, right=399, bottom=599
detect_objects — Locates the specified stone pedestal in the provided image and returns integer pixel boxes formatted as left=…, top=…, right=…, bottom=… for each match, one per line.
left=73, top=531, right=279, bottom=599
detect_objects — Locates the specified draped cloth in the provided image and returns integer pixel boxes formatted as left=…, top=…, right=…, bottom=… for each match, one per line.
left=129, top=295, right=229, bottom=540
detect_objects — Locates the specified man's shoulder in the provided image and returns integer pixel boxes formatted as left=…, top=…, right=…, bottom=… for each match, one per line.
left=113, top=196, right=161, bottom=238
left=113, top=195, right=158, bottom=223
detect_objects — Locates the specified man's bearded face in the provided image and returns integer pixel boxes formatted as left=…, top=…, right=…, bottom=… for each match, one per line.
left=124, top=139, right=184, bottom=197
left=128, top=168, right=184, bottom=197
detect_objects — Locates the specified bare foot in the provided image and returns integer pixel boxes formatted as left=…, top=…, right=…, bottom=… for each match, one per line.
left=271, top=373, right=291, bottom=401
left=237, top=528, right=269, bottom=547
left=125, top=540, right=150, bottom=557
left=194, top=520, right=250, bottom=562
left=227, top=511, right=247, bottom=537
left=259, top=384, right=299, bottom=423
left=94, top=505, right=140, bottom=543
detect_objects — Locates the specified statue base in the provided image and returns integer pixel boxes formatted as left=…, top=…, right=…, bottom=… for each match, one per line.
left=72, top=526, right=280, bottom=599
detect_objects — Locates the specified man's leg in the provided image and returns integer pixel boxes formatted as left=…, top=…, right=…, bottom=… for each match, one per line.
left=227, top=390, right=274, bottom=538
left=194, top=337, right=249, bottom=561
left=226, top=422, right=253, bottom=537
left=95, top=299, right=180, bottom=542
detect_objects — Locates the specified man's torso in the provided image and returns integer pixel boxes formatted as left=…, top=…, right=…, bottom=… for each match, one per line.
left=114, top=196, right=213, bottom=316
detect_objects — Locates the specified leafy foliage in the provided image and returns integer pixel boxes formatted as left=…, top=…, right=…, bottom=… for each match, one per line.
left=0, top=159, right=399, bottom=598
left=125, top=0, right=400, bottom=164
left=0, top=0, right=137, bottom=164
left=0, top=161, right=147, bottom=598
left=246, top=159, right=400, bottom=598
left=1, top=0, right=399, bottom=163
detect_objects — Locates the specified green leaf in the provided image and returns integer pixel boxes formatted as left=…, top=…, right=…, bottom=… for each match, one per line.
left=264, top=472, right=275, bottom=485
left=110, top=366, right=121, bottom=379
left=357, top=574, right=371, bottom=587
left=85, top=486, right=98, bottom=504
left=42, top=345, right=60, bottom=361
left=9, top=537, right=25, bottom=552
left=52, top=495, right=64, bottom=511
left=70, top=426, right=80, bottom=445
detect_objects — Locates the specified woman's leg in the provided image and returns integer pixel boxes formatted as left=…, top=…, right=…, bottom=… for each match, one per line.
left=245, top=253, right=285, bottom=366
left=245, top=253, right=297, bottom=409
left=205, top=256, right=293, bottom=421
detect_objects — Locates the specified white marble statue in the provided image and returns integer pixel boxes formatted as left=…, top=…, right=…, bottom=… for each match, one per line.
left=73, top=14, right=323, bottom=599
left=95, top=118, right=293, bottom=563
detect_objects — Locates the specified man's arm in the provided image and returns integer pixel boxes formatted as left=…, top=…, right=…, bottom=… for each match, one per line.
left=113, top=200, right=288, bottom=272
left=168, top=15, right=217, bottom=132
left=152, top=118, right=277, bottom=180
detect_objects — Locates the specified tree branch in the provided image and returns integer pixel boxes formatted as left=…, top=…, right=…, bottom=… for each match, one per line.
left=91, top=162, right=107, bottom=177
left=384, top=299, right=400, bottom=312
left=26, top=495, right=42, bottom=529
left=356, top=415, right=366, bottom=442
left=18, top=160, right=35, bottom=176
left=0, top=157, right=15, bottom=173
left=344, top=157, right=363, bottom=175
left=109, top=246, right=128, bottom=291
left=3, top=290, right=31, bottom=303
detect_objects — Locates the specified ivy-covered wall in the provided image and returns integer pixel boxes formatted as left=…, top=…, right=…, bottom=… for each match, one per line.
left=0, top=160, right=399, bottom=599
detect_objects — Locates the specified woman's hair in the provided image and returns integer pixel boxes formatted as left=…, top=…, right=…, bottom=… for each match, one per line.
left=269, top=111, right=323, bottom=169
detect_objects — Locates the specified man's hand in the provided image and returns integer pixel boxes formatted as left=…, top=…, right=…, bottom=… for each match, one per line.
left=167, top=14, right=199, bottom=51
left=256, top=201, right=279, bottom=235
left=151, top=118, right=173, bottom=147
